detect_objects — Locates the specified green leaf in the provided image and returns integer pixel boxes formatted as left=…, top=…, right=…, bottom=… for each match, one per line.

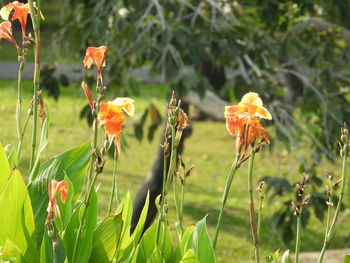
left=281, top=250, right=293, bottom=263
left=63, top=190, right=98, bottom=263
left=1, top=239, right=24, bottom=262
left=174, top=174, right=183, bottom=233
left=28, top=142, right=91, bottom=246
left=119, top=191, right=150, bottom=261
left=4, top=144, right=18, bottom=169
left=29, top=107, right=50, bottom=182
left=186, top=216, right=216, bottom=263
left=89, top=214, right=123, bottom=263
left=180, top=249, right=200, bottom=263
left=344, top=254, right=350, bottom=263
left=147, top=246, right=164, bottom=263
left=116, top=193, right=133, bottom=250
left=40, top=230, right=53, bottom=263
left=174, top=225, right=195, bottom=261
left=0, top=168, right=38, bottom=261
left=135, top=219, right=173, bottom=262
left=0, top=142, right=11, bottom=194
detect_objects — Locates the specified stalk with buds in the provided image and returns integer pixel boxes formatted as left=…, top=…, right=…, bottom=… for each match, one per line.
left=291, top=173, right=312, bottom=263
left=318, top=124, right=349, bottom=263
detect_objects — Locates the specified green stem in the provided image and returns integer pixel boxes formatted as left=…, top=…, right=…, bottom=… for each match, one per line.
left=52, top=241, right=57, bottom=263
left=28, top=0, right=41, bottom=171
left=108, top=151, right=119, bottom=215
left=16, top=56, right=25, bottom=160
left=248, top=152, right=260, bottom=263
left=156, top=155, right=168, bottom=246
left=72, top=116, right=99, bottom=262
left=257, top=193, right=263, bottom=241
left=318, top=153, right=347, bottom=263
left=213, top=154, right=240, bottom=250
left=295, top=206, right=303, bottom=263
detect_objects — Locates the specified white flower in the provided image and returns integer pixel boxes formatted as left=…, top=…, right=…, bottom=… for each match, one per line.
left=223, top=4, right=232, bottom=14
left=118, top=7, right=129, bottom=18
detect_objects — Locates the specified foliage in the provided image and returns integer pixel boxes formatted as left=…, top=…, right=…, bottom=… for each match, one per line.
left=58, top=0, right=350, bottom=159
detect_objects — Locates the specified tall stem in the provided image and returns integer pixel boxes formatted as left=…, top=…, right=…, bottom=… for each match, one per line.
left=16, top=56, right=25, bottom=160
left=108, top=151, right=119, bottom=215
left=72, top=77, right=102, bottom=262
left=72, top=118, right=99, bottom=262
left=248, top=152, right=260, bottom=263
left=213, top=154, right=239, bottom=250
left=318, top=153, right=347, bottom=263
left=295, top=206, right=303, bottom=263
left=28, top=0, right=41, bottom=171
left=257, top=193, right=263, bottom=241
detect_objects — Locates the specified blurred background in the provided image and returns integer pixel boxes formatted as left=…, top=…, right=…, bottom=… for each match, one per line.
left=1, top=0, right=350, bottom=262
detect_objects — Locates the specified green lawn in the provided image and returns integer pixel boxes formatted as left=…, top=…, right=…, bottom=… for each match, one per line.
left=0, top=80, right=349, bottom=262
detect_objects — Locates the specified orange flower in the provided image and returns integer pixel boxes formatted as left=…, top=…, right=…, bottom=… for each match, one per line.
left=98, top=97, right=134, bottom=154
left=225, top=92, right=271, bottom=153
left=0, top=21, right=18, bottom=49
left=46, top=179, right=68, bottom=224
left=0, top=1, right=30, bottom=37
left=83, top=46, right=108, bottom=81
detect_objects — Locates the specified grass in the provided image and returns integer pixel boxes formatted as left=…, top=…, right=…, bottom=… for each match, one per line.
left=0, top=79, right=350, bottom=262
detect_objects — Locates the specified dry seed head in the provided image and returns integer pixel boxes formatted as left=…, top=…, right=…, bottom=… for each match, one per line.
left=333, top=178, right=342, bottom=189
left=256, top=181, right=266, bottom=192
left=302, top=193, right=312, bottom=207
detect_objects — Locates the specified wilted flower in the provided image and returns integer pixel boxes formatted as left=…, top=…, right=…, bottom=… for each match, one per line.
left=0, top=21, right=18, bottom=50
left=46, top=179, right=68, bottom=224
left=225, top=92, right=271, bottom=153
left=83, top=46, right=108, bottom=82
left=81, top=81, right=93, bottom=109
left=98, top=97, right=134, bottom=155
left=0, top=1, right=30, bottom=38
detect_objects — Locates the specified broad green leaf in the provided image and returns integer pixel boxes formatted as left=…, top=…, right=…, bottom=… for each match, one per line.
left=40, top=230, right=53, bottom=263
left=136, top=219, right=173, bottom=262
left=28, top=143, right=91, bottom=246
left=186, top=216, right=215, bottom=263
left=180, top=249, right=200, bottom=263
left=0, top=141, right=11, bottom=194
left=1, top=239, right=24, bottom=262
left=4, top=144, right=18, bottom=169
left=89, top=214, right=123, bottom=263
left=63, top=190, right=98, bottom=263
left=344, top=255, right=350, bottom=263
left=40, top=230, right=66, bottom=263
left=174, top=225, right=195, bottom=262
left=116, top=193, right=133, bottom=251
left=0, top=169, right=38, bottom=261
left=147, top=246, right=164, bottom=263
left=120, top=191, right=150, bottom=261
left=281, top=250, right=293, bottom=263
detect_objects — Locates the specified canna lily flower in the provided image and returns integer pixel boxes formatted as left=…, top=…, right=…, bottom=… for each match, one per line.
left=83, top=46, right=108, bottom=82
left=98, top=97, right=134, bottom=154
left=0, top=1, right=30, bottom=38
left=46, top=179, right=68, bottom=224
left=225, top=92, right=271, bottom=153
left=0, top=21, right=19, bottom=50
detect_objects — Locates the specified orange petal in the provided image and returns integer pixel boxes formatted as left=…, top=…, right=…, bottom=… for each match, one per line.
left=104, top=117, right=124, bottom=137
